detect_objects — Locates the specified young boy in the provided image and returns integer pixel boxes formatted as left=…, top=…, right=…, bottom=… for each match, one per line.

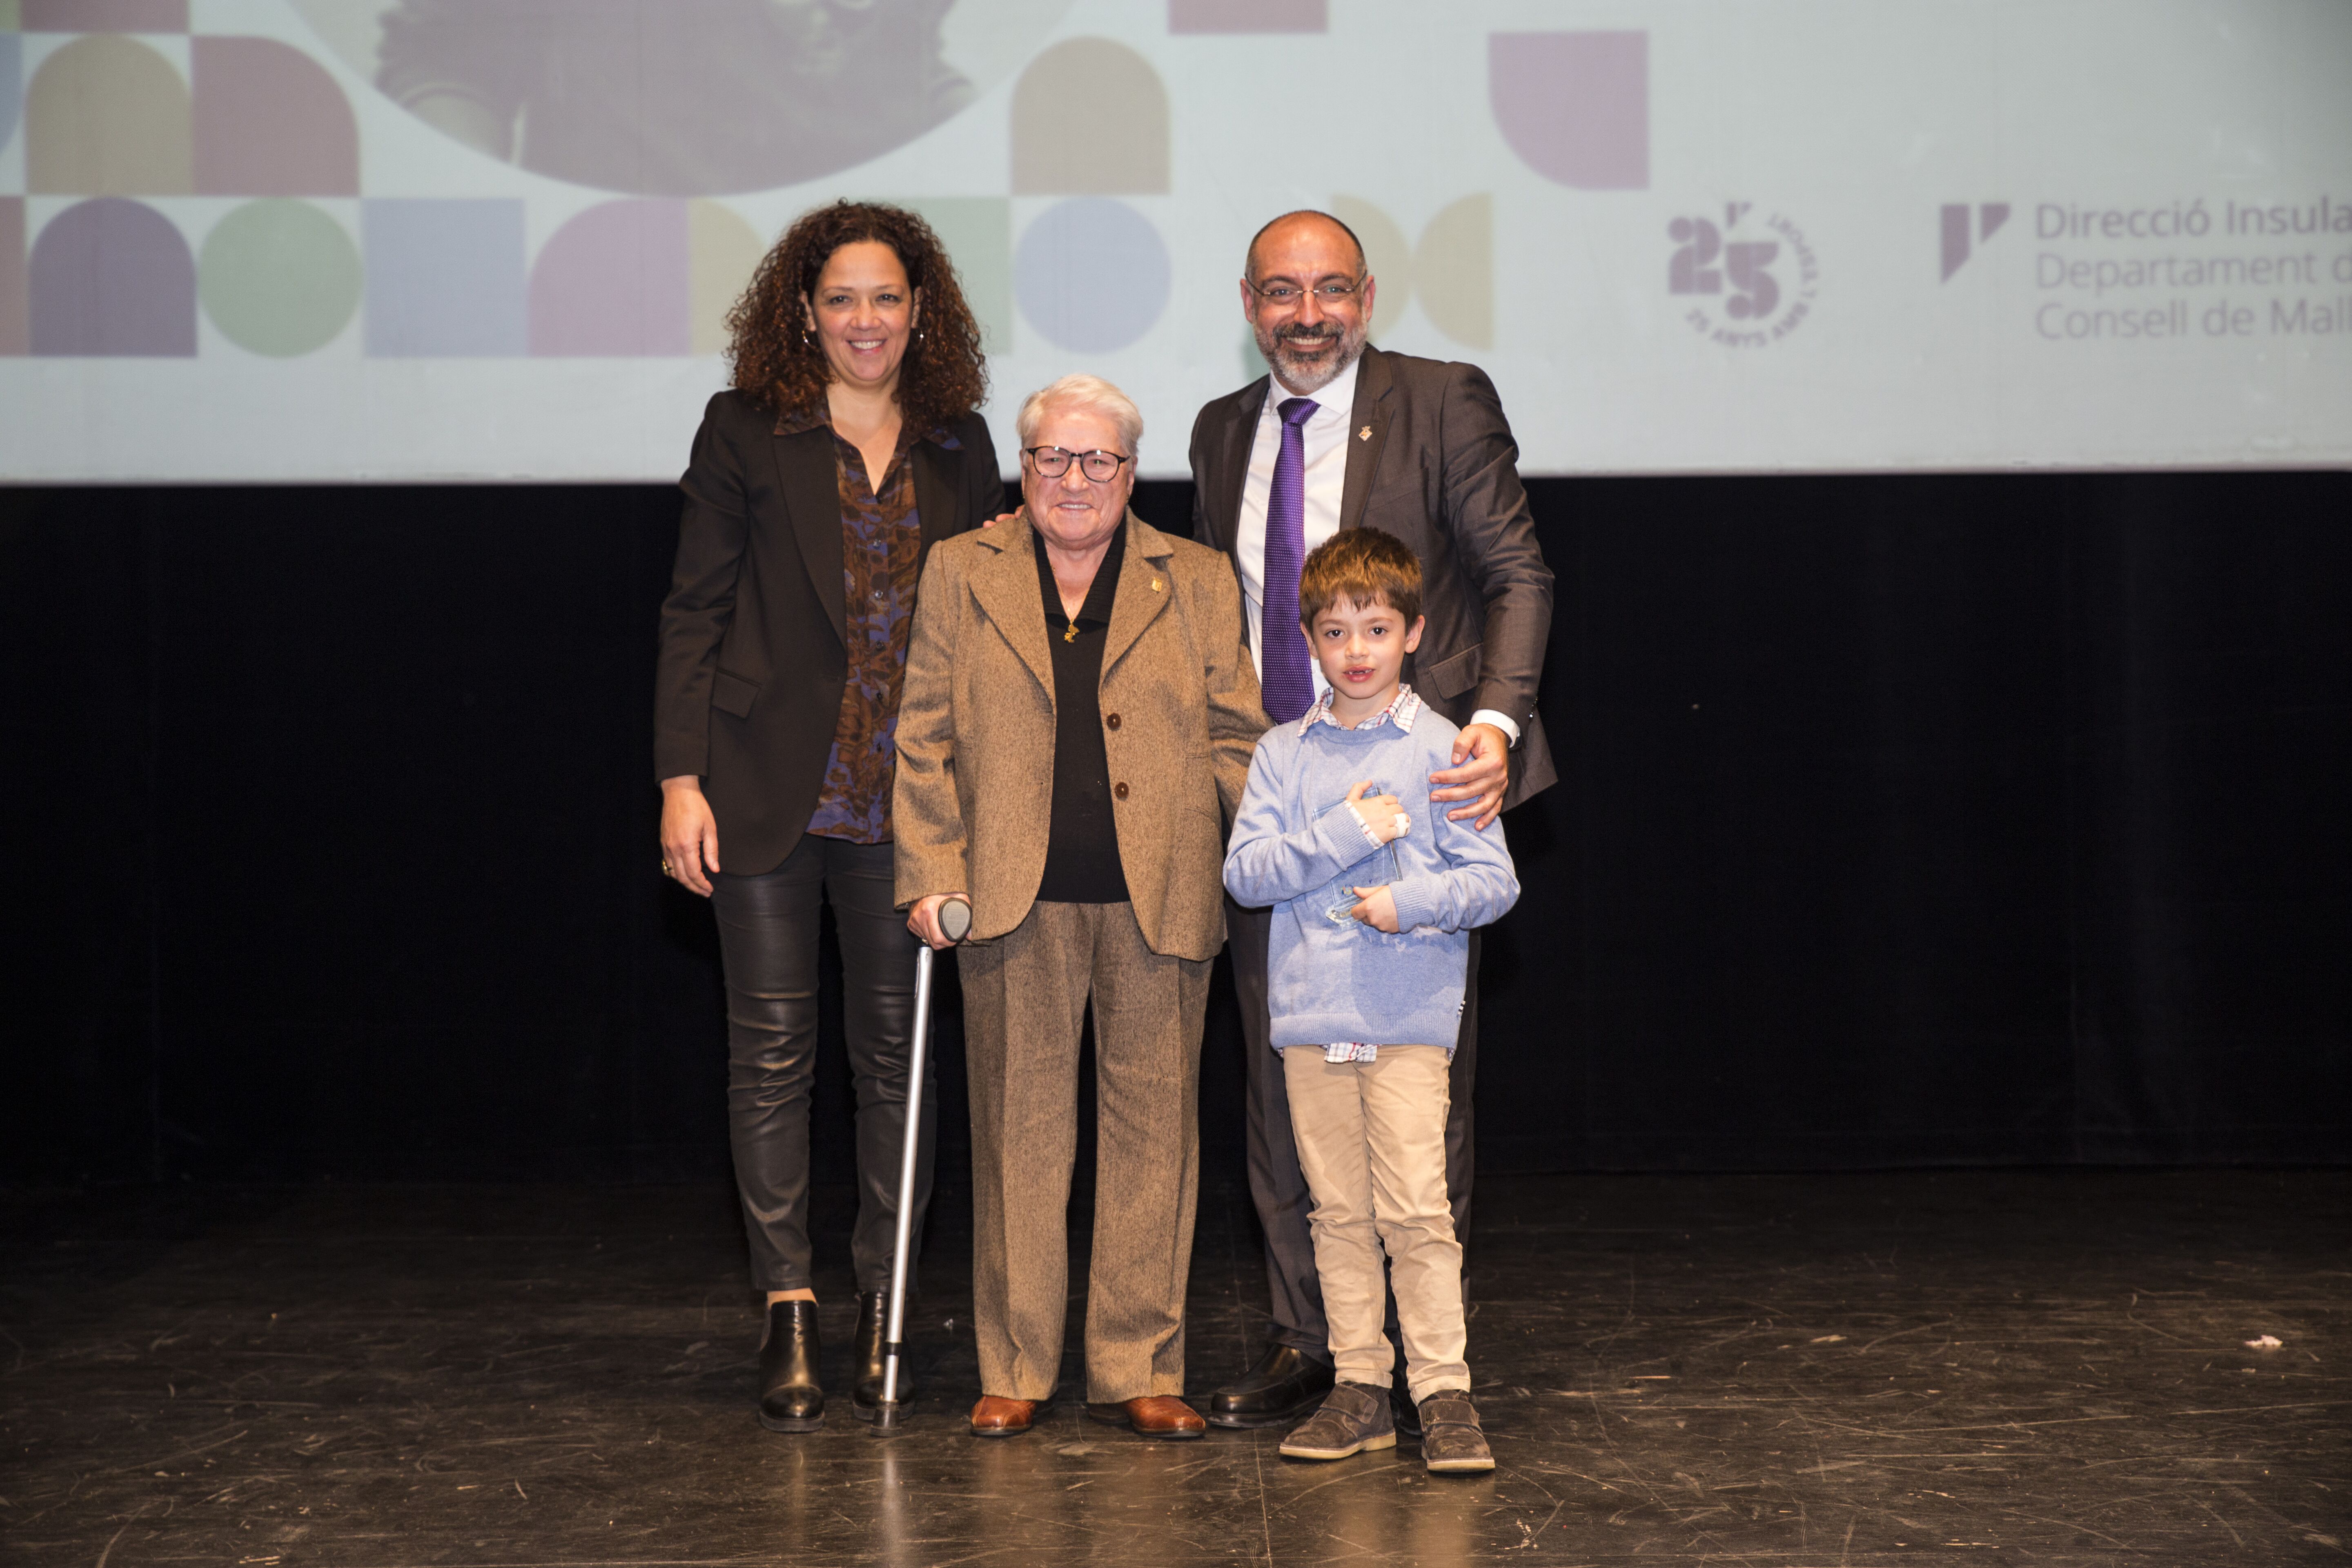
left=1223, top=528, right=1520, bottom=1474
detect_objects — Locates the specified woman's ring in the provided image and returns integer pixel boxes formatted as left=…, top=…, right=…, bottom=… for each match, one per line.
left=661, top=860, right=672, bottom=876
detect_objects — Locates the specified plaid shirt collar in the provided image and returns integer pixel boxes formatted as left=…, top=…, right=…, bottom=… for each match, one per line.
left=1297, top=683, right=1421, bottom=737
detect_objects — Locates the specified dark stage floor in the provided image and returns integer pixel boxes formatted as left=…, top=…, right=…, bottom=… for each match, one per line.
left=2, top=1169, right=2345, bottom=1566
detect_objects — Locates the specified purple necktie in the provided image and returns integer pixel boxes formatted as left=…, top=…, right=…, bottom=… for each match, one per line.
left=1260, top=396, right=1319, bottom=722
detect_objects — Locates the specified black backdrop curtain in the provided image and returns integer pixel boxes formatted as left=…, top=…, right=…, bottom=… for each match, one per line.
left=3, top=471, right=2346, bottom=1183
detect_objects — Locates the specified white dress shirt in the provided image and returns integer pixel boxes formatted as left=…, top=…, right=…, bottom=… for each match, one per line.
left=1234, top=354, right=1520, bottom=742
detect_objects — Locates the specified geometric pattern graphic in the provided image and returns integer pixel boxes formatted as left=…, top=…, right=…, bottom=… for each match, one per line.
left=0, top=198, right=25, bottom=356
left=29, top=197, right=197, bottom=355
left=529, top=199, right=691, bottom=357
left=0, top=16, right=1615, bottom=372
left=1011, top=39, right=1168, bottom=196
left=1014, top=196, right=1168, bottom=354
left=199, top=199, right=362, bottom=356
left=1168, top=0, right=1325, bottom=31
left=193, top=37, right=359, bottom=196
left=527, top=198, right=772, bottom=357
left=1, top=20, right=1204, bottom=368
left=1330, top=193, right=1494, bottom=348
left=0, top=23, right=1143, bottom=364
left=27, top=34, right=194, bottom=195
left=1489, top=31, right=1648, bottom=191
left=362, top=198, right=526, bottom=357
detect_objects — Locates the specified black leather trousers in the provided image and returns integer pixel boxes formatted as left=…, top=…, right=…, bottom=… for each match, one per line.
left=710, top=834, right=935, bottom=1296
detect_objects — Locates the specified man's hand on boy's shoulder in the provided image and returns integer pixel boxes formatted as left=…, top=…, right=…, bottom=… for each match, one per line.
left=1349, top=884, right=1401, bottom=933
left=1429, top=722, right=1510, bottom=831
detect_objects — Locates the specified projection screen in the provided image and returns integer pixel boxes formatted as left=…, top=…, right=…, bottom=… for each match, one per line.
left=1, top=0, right=2348, bottom=480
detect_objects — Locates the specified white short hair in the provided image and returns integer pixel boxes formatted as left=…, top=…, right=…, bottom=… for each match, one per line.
left=1015, top=374, right=1144, bottom=455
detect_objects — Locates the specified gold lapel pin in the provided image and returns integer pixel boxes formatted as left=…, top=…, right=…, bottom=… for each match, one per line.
left=1359, top=425, right=1373, bottom=441
left=1151, top=577, right=1163, bottom=592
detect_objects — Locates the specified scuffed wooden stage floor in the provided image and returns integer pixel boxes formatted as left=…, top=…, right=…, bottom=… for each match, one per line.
left=2, top=1169, right=2345, bottom=1565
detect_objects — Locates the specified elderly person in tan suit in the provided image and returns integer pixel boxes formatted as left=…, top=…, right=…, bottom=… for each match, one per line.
left=896, top=374, right=1267, bottom=1440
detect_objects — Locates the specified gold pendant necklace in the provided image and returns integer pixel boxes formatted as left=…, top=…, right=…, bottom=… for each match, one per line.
left=1063, top=619, right=1080, bottom=643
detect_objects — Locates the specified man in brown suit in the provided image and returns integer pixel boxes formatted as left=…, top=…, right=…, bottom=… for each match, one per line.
left=1192, top=211, right=1556, bottom=1432
left=895, top=374, right=1268, bottom=1439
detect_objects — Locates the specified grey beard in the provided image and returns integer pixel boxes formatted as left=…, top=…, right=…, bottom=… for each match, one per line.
left=1262, top=327, right=1366, bottom=394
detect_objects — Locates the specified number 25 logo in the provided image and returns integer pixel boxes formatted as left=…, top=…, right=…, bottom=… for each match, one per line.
left=1669, top=216, right=1780, bottom=319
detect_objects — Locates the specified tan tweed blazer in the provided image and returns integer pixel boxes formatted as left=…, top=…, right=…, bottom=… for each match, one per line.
left=894, top=510, right=1269, bottom=960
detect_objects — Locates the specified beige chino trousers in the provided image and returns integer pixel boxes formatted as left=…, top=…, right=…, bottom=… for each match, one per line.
left=1283, top=1044, right=1471, bottom=1404
left=959, top=901, right=1210, bottom=1403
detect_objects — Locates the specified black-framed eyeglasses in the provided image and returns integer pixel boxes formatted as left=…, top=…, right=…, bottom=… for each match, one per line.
left=1243, top=275, right=1366, bottom=307
left=1023, top=446, right=1132, bottom=482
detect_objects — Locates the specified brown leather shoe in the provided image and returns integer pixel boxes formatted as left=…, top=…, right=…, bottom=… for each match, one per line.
left=969, top=1396, right=1038, bottom=1437
left=1084, top=1395, right=1207, bottom=1439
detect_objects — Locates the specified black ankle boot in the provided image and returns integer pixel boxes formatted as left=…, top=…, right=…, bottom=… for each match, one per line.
left=851, top=1290, right=898, bottom=1418
left=757, top=1300, right=823, bottom=1432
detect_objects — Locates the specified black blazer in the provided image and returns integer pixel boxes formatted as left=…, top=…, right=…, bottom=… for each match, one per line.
left=656, top=390, right=1003, bottom=877
left=1188, top=343, right=1557, bottom=808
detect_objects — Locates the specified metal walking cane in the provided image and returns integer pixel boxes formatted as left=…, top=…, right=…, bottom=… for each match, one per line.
left=871, top=894, right=969, bottom=1429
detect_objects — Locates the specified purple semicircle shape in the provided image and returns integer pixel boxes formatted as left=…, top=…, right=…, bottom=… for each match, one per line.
left=1489, top=31, right=1648, bottom=191
left=529, top=199, right=691, bottom=357
left=194, top=37, right=360, bottom=196
left=30, top=198, right=196, bottom=356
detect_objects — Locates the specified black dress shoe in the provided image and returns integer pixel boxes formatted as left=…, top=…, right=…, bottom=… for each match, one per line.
left=851, top=1290, right=897, bottom=1420
left=1205, top=1343, right=1336, bottom=1430
left=757, top=1300, right=823, bottom=1432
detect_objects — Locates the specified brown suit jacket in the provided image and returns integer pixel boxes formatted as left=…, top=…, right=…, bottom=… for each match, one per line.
left=893, top=511, right=1269, bottom=960
left=1189, top=342, right=1557, bottom=808
left=654, top=390, right=1002, bottom=876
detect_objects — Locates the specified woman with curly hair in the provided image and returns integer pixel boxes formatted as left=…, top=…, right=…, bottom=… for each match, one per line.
left=654, top=200, right=1000, bottom=1432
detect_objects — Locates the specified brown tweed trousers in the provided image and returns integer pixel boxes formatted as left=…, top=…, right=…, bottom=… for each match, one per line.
left=958, top=902, right=1212, bottom=1400
left=895, top=510, right=1266, bottom=1401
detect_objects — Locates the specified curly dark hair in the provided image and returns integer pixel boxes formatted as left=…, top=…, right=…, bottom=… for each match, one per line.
left=726, top=201, right=988, bottom=430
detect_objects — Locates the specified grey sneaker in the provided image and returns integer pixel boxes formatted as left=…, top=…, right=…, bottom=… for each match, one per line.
left=1416, top=1389, right=1495, bottom=1474
left=1277, top=1380, right=1396, bottom=1460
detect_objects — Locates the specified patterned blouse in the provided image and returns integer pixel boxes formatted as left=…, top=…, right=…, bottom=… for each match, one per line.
left=781, top=410, right=955, bottom=844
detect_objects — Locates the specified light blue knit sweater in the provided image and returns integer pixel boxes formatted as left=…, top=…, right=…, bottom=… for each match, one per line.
left=1223, top=698, right=1520, bottom=1050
